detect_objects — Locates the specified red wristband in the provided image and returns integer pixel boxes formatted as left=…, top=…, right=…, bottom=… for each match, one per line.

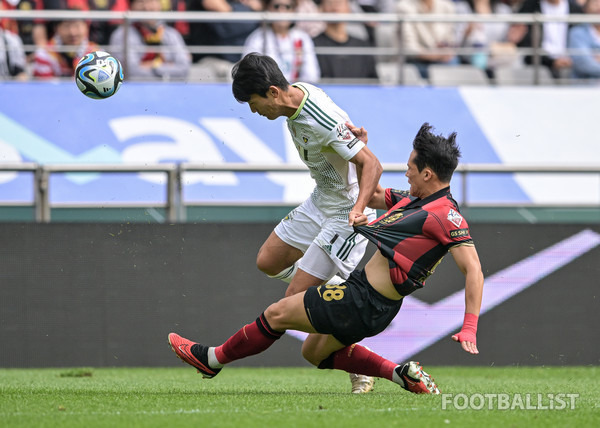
left=455, top=313, right=478, bottom=344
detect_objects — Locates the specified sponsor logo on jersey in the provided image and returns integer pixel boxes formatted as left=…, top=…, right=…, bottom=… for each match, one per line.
left=380, top=211, right=404, bottom=225
left=447, top=209, right=463, bottom=227
left=450, top=228, right=470, bottom=238
left=347, top=139, right=359, bottom=150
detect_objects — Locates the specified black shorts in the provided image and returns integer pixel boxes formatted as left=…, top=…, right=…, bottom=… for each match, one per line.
left=303, top=269, right=403, bottom=346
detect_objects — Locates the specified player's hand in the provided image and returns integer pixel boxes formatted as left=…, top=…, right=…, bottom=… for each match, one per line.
left=346, top=122, right=368, bottom=144
left=452, top=332, right=479, bottom=355
left=348, top=211, right=369, bottom=226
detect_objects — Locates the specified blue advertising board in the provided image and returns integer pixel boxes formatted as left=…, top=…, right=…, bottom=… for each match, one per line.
left=1, top=82, right=533, bottom=204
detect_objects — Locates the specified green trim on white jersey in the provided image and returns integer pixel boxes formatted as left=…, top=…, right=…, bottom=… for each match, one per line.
left=287, top=83, right=371, bottom=219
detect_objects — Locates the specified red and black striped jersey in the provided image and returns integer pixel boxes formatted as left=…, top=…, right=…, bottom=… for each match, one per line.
left=355, top=187, right=473, bottom=296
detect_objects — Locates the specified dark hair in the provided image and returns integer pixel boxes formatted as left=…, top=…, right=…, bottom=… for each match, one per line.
left=231, top=53, right=290, bottom=102
left=412, top=123, right=461, bottom=183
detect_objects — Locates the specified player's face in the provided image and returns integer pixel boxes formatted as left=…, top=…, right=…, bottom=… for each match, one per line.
left=248, top=92, right=280, bottom=120
left=405, top=150, right=424, bottom=197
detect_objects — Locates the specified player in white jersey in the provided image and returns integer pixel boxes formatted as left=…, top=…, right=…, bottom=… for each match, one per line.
left=232, top=53, right=383, bottom=393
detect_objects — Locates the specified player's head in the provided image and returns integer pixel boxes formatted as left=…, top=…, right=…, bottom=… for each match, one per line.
left=410, top=123, right=461, bottom=183
left=231, top=53, right=290, bottom=103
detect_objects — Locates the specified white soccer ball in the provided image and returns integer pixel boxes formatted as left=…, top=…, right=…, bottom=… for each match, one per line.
left=75, top=51, right=123, bottom=100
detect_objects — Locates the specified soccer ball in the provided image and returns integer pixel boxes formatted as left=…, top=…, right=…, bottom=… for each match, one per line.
left=75, top=51, right=123, bottom=99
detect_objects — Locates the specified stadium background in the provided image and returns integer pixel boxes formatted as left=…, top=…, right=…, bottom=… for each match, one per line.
left=1, top=81, right=599, bottom=368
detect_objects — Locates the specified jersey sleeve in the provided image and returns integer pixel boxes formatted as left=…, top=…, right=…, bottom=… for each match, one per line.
left=324, top=122, right=366, bottom=161
left=384, top=188, right=412, bottom=209
left=425, top=207, right=473, bottom=248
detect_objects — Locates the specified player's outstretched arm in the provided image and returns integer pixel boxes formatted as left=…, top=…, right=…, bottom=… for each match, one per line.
left=449, top=244, right=484, bottom=354
left=346, top=122, right=386, bottom=210
left=348, top=146, right=383, bottom=225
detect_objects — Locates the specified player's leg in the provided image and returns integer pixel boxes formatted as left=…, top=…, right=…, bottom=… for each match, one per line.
left=312, top=340, right=440, bottom=394
left=256, top=200, right=321, bottom=283
left=168, top=292, right=317, bottom=377
left=296, top=218, right=378, bottom=392
left=256, top=231, right=304, bottom=281
left=302, top=271, right=440, bottom=394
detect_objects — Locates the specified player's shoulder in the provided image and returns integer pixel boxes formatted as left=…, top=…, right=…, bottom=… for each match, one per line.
left=295, top=83, right=342, bottom=131
left=295, top=82, right=325, bottom=101
left=429, top=195, right=469, bottom=229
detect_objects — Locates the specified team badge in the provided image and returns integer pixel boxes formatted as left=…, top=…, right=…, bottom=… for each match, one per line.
left=336, top=124, right=354, bottom=142
left=447, top=209, right=463, bottom=227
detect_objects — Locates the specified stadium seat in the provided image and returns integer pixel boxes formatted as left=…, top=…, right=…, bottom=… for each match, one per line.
left=376, top=62, right=427, bottom=86
left=427, top=64, right=490, bottom=87
left=494, top=65, right=555, bottom=86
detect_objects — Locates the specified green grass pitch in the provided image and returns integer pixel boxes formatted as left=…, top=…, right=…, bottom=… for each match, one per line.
left=1, top=366, right=598, bottom=427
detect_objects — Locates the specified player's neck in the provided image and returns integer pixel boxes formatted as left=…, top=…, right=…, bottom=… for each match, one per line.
left=417, top=183, right=449, bottom=199
left=281, top=86, right=305, bottom=117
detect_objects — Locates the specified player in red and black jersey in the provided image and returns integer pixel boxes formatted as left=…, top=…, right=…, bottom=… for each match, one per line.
left=356, top=179, right=473, bottom=298
left=169, top=123, right=484, bottom=394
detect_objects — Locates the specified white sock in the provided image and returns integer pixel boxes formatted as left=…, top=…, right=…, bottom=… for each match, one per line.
left=267, top=263, right=298, bottom=284
left=391, top=364, right=403, bottom=386
left=207, top=347, right=224, bottom=368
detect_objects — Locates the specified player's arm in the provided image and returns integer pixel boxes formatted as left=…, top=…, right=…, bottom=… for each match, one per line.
left=449, top=244, right=484, bottom=355
left=366, top=184, right=386, bottom=210
left=345, top=122, right=386, bottom=218
left=348, top=146, right=383, bottom=225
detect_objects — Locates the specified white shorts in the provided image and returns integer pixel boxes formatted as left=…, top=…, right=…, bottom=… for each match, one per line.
left=274, top=197, right=376, bottom=281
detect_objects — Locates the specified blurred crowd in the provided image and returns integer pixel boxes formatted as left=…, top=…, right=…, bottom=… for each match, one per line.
left=1, top=0, right=600, bottom=83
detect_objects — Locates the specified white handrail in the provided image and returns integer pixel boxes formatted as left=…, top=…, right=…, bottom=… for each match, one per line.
left=2, top=10, right=600, bottom=25
left=1, top=163, right=600, bottom=223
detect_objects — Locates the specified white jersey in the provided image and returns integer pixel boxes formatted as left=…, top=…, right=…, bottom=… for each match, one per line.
left=286, top=83, right=369, bottom=218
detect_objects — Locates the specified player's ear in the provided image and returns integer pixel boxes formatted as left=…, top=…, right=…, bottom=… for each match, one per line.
left=268, top=86, right=280, bottom=99
left=423, top=168, right=434, bottom=181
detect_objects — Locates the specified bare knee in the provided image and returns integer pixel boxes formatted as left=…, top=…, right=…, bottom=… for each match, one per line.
left=256, top=233, right=303, bottom=276
left=263, top=301, right=287, bottom=331
left=256, top=250, right=279, bottom=276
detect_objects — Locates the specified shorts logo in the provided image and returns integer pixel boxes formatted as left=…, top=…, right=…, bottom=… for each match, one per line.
left=450, top=228, right=470, bottom=238
left=447, top=209, right=463, bottom=227
left=317, top=238, right=332, bottom=255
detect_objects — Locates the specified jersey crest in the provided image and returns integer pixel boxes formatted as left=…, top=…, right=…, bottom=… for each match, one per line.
left=447, top=209, right=463, bottom=227
left=336, top=123, right=359, bottom=150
